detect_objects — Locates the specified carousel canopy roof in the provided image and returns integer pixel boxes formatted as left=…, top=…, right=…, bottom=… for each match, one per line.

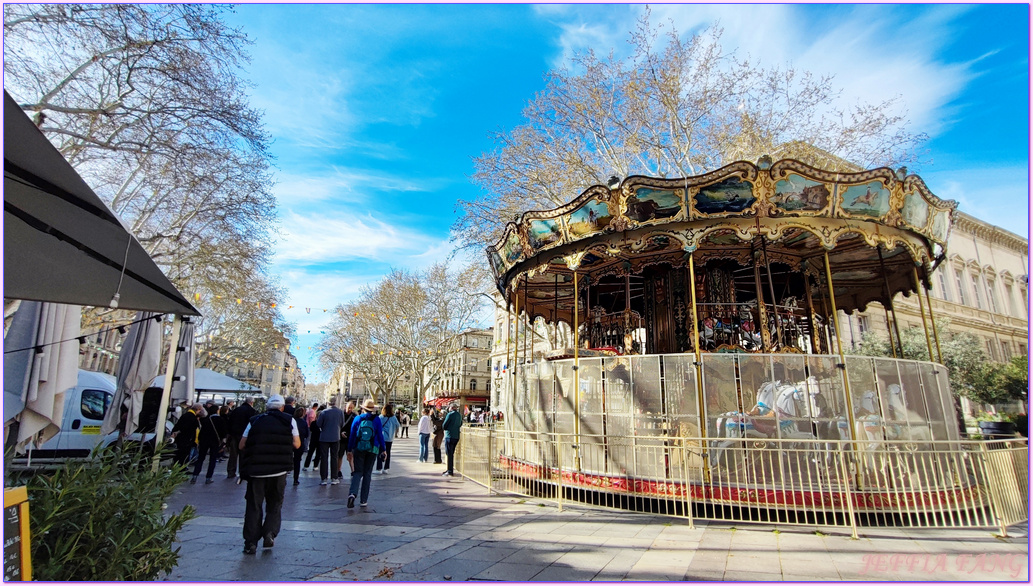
left=487, top=158, right=956, bottom=323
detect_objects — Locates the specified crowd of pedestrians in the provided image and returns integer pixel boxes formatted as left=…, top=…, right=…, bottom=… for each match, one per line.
left=179, top=395, right=473, bottom=554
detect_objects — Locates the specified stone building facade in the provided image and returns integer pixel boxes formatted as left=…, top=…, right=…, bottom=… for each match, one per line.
left=428, top=328, right=493, bottom=407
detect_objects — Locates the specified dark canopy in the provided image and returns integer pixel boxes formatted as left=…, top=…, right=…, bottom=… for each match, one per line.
left=3, top=90, right=199, bottom=316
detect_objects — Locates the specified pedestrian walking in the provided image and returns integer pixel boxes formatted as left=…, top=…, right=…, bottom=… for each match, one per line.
left=226, top=397, right=256, bottom=478
left=339, top=401, right=357, bottom=477
left=303, top=405, right=323, bottom=470
left=212, top=405, right=230, bottom=461
left=346, top=399, right=386, bottom=508
left=191, top=406, right=220, bottom=484
left=171, top=403, right=200, bottom=467
left=431, top=408, right=444, bottom=464
left=399, top=411, right=410, bottom=438
left=238, top=394, right=300, bottom=554
left=442, top=403, right=462, bottom=477
left=291, top=406, right=310, bottom=486
left=283, top=396, right=297, bottom=416
left=417, top=408, right=432, bottom=462
left=375, top=404, right=399, bottom=474
left=316, top=398, right=345, bottom=485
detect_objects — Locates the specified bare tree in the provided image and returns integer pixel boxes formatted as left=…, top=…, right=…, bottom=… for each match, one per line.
left=318, top=263, right=488, bottom=405
left=5, top=4, right=285, bottom=368
left=456, top=10, right=927, bottom=249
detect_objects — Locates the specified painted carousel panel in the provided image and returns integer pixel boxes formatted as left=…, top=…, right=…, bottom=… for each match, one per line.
left=625, top=187, right=683, bottom=223
left=840, top=181, right=891, bottom=218
left=772, top=174, right=832, bottom=213
left=693, top=177, right=757, bottom=215
left=567, top=199, right=612, bottom=238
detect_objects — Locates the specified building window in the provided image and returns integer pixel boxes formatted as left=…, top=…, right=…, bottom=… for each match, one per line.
left=953, top=270, right=967, bottom=305
left=1004, top=284, right=1016, bottom=316
left=1019, top=343, right=1028, bottom=356
left=986, top=278, right=1000, bottom=314
left=469, top=358, right=477, bottom=372
left=1001, top=341, right=1012, bottom=361
left=937, top=271, right=951, bottom=302
left=470, top=379, right=477, bottom=391
left=1022, top=288, right=1028, bottom=318
left=986, top=339, right=996, bottom=361
left=857, top=315, right=870, bottom=336
left=970, top=274, right=983, bottom=309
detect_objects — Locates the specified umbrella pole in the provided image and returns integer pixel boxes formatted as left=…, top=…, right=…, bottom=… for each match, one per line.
left=152, top=315, right=182, bottom=471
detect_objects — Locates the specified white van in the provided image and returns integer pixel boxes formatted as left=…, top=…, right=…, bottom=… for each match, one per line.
left=12, top=369, right=172, bottom=468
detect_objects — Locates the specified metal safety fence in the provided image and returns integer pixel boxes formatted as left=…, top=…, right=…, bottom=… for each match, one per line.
left=457, top=428, right=1028, bottom=537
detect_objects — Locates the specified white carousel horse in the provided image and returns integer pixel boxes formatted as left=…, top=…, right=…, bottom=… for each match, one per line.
left=709, top=378, right=817, bottom=470
left=850, top=386, right=933, bottom=487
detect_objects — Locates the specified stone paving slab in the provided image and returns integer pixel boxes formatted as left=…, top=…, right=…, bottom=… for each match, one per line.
left=160, top=437, right=1029, bottom=581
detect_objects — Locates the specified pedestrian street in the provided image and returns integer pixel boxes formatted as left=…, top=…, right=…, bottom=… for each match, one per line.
left=162, top=435, right=1029, bottom=582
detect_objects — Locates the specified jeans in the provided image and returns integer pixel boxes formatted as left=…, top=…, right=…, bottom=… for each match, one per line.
left=243, top=474, right=286, bottom=545
left=418, top=433, right=430, bottom=462
left=192, top=442, right=219, bottom=478
left=318, top=441, right=340, bottom=481
left=400, top=426, right=409, bottom=438
left=375, top=441, right=393, bottom=471
left=349, top=450, right=377, bottom=503
left=445, top=437, right=459, bottom=475
left=292, top=438, right=308, bottom=483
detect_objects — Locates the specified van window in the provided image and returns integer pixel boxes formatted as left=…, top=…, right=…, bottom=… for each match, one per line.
left=81, top=389, right=111, bottom=420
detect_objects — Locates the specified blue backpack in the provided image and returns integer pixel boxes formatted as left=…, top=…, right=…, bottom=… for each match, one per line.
left=356, top=416, right=378, bottom=453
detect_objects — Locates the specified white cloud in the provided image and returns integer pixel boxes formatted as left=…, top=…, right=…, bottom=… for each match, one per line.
left=272, top=167, right=441, bottom=206
left=274, top=211, right=442, bottom=265
left=542, top=5, right=976, bottom=140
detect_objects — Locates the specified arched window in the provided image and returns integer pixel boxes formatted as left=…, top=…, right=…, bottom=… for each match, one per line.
left=470, top=379, right=477, bottom=391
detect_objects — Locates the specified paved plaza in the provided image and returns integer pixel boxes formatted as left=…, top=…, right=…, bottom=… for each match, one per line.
left=162, top=437, right=1028, bottom=582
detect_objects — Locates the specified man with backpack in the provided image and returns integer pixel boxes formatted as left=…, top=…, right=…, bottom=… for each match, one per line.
left=345, top=398, right=386, bottom=509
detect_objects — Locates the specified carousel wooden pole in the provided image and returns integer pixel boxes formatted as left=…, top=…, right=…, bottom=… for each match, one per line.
left=913, top=267, right=935, bottom=362
left=803, top=274, right=820, bottom=354
left=511, top=282, right=520, bottom=404
left=824, top=251, right=858, bottom=444
left=523, top=278, right=529, bottom=366
left=752, top=244, right=772, bottom=351
left=688, top=251, right=711, bottom=482
left=554, top=274, right=559, bottom=348
left=761, top=236, right=782, bottom=349
left=924, top=285, right=944, bottom=364
left=573, top=270, right=582, bottom=470
left=877, top=246, right=905, bottom=357
left=883, top=306, right=898, bottom=358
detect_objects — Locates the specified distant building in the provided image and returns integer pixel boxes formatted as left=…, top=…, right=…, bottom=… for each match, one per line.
left=428, top=328, right=493, bottom=408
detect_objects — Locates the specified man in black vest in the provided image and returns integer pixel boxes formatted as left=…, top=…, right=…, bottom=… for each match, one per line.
left=226, top=396, right=257, bottom=478
left=238, top=394, right=300, bottom=555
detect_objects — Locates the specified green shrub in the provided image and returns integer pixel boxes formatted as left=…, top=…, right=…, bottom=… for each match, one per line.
left=23, top=444, right=195, bottom=581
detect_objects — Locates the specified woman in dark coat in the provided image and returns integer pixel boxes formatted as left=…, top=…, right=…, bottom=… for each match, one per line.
left=292, top=406, right=311, bottom=485
left=431, top=408, right=445, bottom=464
left=191, top=407, right=221, bottom=484
left=303, top=405, right=324, bottom=469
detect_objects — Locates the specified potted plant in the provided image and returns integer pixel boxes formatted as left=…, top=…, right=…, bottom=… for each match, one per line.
left=975, top=411, right=1017, bottom=439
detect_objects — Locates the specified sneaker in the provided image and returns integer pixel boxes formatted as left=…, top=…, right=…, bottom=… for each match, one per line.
left=293, top=480, right=300, bottom=486
left=190, top=475, right=198, bottom=484
left=319, top=480, right=328, bottom=486
left=359, top=501, right=368, bottom=507
left=347, top=494, right=356, bottom=509
left=205, top=478, right=214, bottom=485
left=227, top=473, right=236, bottom=479
left=243, top=542, right=257, bottom=555
left=331, top=479, right=340, bottom=485
left=263, top=535, right=275, bottom=548
left=382, top=469, right=389, bottom=474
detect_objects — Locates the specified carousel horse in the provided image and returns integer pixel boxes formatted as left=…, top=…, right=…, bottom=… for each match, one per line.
left=849, top=385, right=934, bottom=486
left=709, top=377, right=818, bottom=470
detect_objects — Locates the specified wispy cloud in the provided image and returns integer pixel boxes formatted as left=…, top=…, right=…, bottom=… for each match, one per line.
left=542, top=5, right=977, bottom=139
left=274, top=211, right=443, bottom=265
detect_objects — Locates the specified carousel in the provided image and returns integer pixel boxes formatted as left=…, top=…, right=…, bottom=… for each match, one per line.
left=483, top=157, right=997, bottom=525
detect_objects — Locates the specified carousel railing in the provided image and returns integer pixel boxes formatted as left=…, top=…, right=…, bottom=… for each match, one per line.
left=457, top=429, right=1028, bottom=535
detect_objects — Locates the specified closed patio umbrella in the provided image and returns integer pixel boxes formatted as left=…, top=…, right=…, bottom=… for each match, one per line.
left=170, top=320, right=195, bottom=404
left=3, top=300, right=81, bottom=447
left=101, top=312, right=162, bottom=436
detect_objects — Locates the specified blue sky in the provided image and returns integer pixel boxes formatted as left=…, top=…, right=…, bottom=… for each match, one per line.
left=225, top=4, right=1029, bottom=382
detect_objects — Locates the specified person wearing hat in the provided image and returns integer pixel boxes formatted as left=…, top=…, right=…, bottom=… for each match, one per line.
left=345, top=398, right=387, bottom=508
left=238, top=394, right=300, bottom=555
